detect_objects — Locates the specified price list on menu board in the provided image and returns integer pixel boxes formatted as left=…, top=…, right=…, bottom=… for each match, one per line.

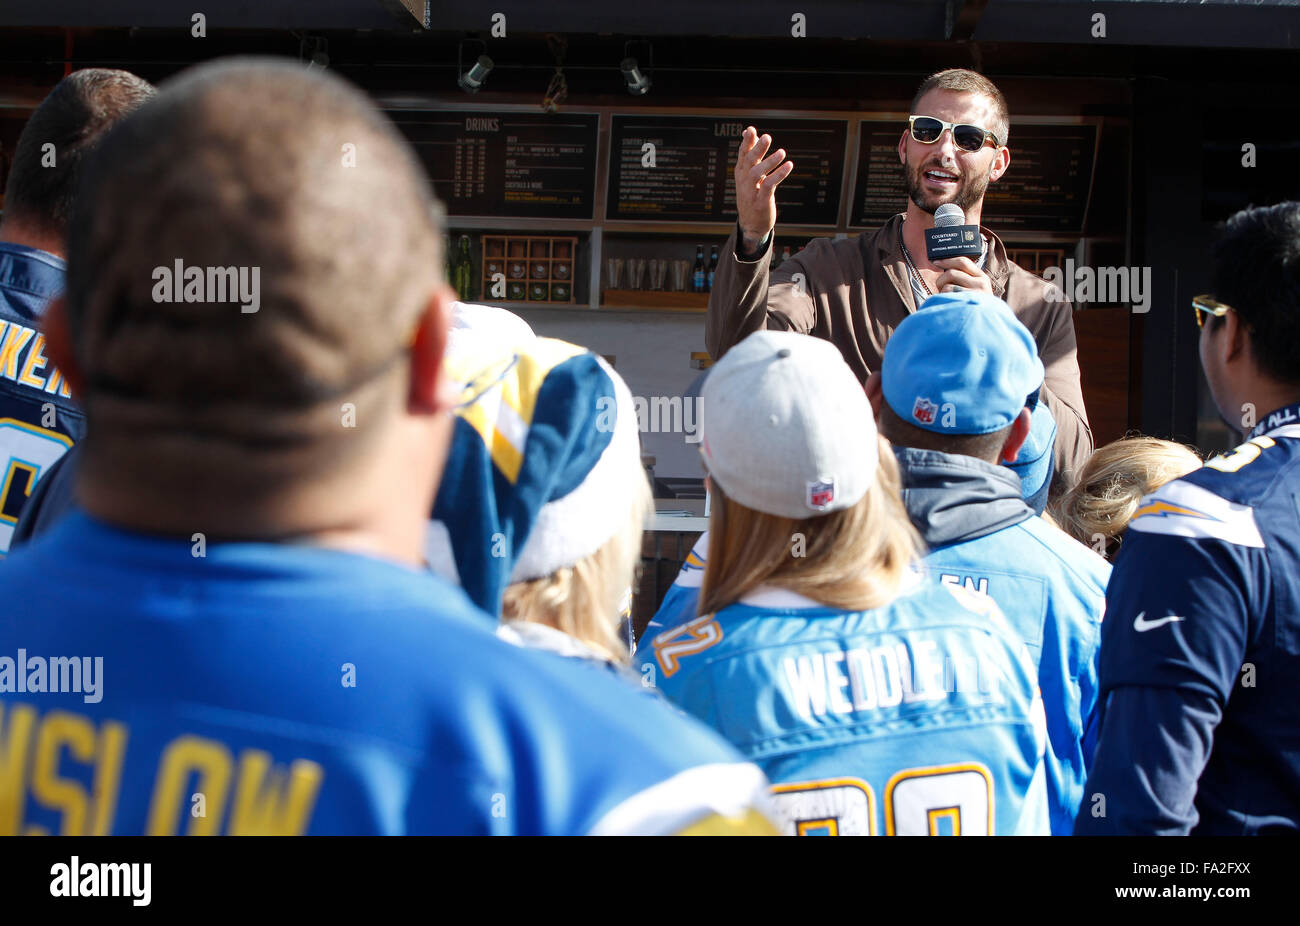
left=849, top=121, right=1098, bottom=233
left=607, top=116, right=847, bottom=225
left=389, top=110, right=599, bottom=219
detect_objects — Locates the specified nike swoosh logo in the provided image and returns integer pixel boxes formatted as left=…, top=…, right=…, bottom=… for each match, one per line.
left=1133, top=611, right=1185, bottom=632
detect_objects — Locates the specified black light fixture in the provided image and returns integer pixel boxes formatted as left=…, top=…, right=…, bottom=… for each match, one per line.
left=299, top=34, right=329, bottom=70
left=458, top=40, right=493, bottom=93
left=621, top=41, right=652, bottom=96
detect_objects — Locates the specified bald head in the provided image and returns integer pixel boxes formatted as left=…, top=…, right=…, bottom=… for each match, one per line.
left=61, top=57, right=451, bottom=539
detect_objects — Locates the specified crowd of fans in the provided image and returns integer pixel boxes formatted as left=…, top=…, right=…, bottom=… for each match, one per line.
left=0, top=58, right=1297, bottom=836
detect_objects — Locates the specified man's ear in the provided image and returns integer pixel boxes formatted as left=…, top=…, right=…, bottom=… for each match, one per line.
left=1223, top=309, right=1250, bottom=364
left=865, top=370, right=885, bottom=424
left=407, top=285, right=455, bottom=415
left=999, top=406, right=1032, bottom=463
left=41, top=296, right=85, bottom=399
left=988, top=145, right=1011, bottom=184
left=897, top=130, right=909, bottom=166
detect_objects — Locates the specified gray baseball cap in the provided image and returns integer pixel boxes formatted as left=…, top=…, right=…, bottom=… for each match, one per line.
left=700, top=331, right=879, bottom=519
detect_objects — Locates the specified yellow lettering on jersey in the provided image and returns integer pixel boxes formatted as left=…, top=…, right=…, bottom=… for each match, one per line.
left=89, top=720, right=128, bottom=836
left=1206, top=436, right=1275, bottom=473
left=928, top=805, right=961, bottom=836
left=0, top=702, right=35, bottom=835
left=652, top=614, right=724, bottom=678
left=228, top=750, right=323, bottom=835
left=17, top=333, right=48, bottom=390
left=146, top=735, right=233, bottom=835
left=884, top=762, right=994, bottom=836
left=0, top=461, right=38, bottom=525
left=0, top=324, right=34, bottom=381
left=673, top=808, right=778, bottom=836
left=30, top=711, right=95, bottom=834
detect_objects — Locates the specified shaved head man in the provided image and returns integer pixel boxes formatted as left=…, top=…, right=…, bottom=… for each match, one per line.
left=0, top=58, right=775, bottom=836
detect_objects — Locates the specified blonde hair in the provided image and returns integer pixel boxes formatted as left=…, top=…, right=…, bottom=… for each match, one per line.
left=699, top=436, right=922, bottom=615
left=1053, top=436, right=1202, bottom=559
left=501, top=470, right=652, bottom=664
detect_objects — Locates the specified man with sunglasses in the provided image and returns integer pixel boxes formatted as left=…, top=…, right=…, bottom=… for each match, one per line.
left=708, top=68, right=1092, bottom=492
left=1076, top=202, right=1300, bottom=835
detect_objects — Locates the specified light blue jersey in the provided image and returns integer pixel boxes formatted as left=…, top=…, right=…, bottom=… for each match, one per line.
left=0, top=513, right=778, bottom=835
left=639, top=575, right=1050, bottom=835
left=646, top=448, right=1109, bottom=835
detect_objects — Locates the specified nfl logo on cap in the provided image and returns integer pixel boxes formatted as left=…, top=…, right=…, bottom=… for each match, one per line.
left=913, top=396, right=938, bottom=425
left=807, top=477, right=836, bottom=510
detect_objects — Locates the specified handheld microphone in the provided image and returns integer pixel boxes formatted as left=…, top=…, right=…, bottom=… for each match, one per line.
left=924, top=203, right=983, bottom=262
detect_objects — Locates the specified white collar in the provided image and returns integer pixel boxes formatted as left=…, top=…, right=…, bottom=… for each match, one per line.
left=496, top=620, right=615, bottom=664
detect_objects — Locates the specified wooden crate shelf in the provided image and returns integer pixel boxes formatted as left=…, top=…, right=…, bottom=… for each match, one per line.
left=481, top=235, right=578, bottom=304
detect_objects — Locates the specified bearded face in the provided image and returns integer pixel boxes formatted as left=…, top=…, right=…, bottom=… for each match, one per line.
left=903, top=148, right=993, bottom=216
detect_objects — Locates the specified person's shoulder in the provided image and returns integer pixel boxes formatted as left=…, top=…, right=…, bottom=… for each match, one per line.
left=1185, top=431, right=1300, bottom=506
left=1126, top=437, right=1300, bottom=549
left=1016, top=515, right=1111, bottom=590
left=508, top=646, right=772, bottom=834
left=899, top=575, right=1039, bottom=656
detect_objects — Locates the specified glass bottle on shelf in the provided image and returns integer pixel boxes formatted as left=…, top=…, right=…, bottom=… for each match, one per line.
left=452, top=235, right=475, bottom=302
left=693, top=246, right=706, bottom=293
left=707, top=245, right=718, bottom=292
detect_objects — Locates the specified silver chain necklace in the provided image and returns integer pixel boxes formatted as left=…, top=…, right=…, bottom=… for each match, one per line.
left=899, top=224, right=933, bottom=296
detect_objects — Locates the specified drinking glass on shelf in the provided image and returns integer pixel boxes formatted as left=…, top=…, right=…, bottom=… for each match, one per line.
left=670, top=260, right=691, bottom=292
left=649, top=259, right=668, bottom=291
left=627, top=258, right=647, bottom=290
left=605, top=258, right=624, bottom=291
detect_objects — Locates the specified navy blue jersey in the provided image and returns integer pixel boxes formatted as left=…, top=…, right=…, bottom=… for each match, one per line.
left=0, top=243, right=83, bottom=553
left=1076, top=404, right=1300, bottom=835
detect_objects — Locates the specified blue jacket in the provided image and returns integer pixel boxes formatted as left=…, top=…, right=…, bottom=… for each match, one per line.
left=895, top=447, right=1108, bottom=834
left=1076, top=405, right=1300, bottom=835
left=0, top=242, right=83, bottom=553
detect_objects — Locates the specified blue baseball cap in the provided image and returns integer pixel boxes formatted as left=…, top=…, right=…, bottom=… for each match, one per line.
left=882, top=291, right=1045, bottom=436
left=1007, top=398, right=1057, bottom=514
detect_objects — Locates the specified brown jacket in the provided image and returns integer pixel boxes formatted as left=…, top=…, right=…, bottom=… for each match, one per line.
left=706, top=213, right=1093, bottom=487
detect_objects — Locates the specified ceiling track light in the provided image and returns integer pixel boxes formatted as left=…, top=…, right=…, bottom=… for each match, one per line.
left=457, top=40, right=493, bottom=94
left=621, top=40, right=652, bottom=96
left=299, top=33, right=329, bottom=70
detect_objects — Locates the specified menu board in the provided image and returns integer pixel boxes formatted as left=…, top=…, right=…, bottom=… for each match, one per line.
left=849, top=121, right=1098, bottom=233
left=607, top=116, right=847, bottom=225
left=389, top=110, right=599, bottom=219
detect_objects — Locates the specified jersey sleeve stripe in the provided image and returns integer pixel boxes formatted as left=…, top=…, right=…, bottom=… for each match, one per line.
left=587, top=762, right=777, bottom=836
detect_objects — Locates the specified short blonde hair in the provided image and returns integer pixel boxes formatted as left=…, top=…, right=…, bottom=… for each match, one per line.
left=699, top=436, right=922, bottom=615
left=501, top=469, right=652, bottom=664
left=1053, top=436, right=1202, bottom=558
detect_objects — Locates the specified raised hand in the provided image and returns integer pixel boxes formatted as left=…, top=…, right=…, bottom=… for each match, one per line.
left=734, top=126, right=794, bottom=253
